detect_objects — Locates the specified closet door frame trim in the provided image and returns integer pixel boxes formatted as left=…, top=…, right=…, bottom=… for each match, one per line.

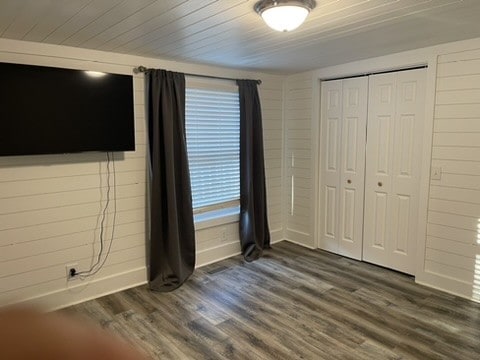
left=315, top=59, right=436, bottom=281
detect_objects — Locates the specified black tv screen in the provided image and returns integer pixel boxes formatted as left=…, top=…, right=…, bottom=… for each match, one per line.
left=0, top=62, right=135, bottom=156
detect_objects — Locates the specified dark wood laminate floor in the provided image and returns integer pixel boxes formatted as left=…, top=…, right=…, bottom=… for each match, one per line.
left=63, top=241, right=480, bottom=359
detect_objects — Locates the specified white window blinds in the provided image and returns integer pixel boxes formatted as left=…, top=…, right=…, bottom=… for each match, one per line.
left=185, top=85, right=240, bottom=211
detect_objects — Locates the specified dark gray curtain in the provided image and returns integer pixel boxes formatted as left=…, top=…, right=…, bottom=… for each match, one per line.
left=146, top=69, right=195, bottom=291
left=237, top=80, right=270, bottom=262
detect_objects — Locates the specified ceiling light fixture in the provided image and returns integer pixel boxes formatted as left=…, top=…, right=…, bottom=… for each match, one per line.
left=255, top=0, right=316, bottom=32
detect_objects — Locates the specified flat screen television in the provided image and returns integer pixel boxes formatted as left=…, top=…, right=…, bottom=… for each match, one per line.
left=0, top=62, right=135, bottom=156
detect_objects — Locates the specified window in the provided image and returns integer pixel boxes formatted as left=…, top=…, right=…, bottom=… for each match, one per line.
left=185, top=80, right=240, bottom=214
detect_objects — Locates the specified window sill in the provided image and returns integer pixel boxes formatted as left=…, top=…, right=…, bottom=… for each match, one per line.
left=194, top=206, right=240, bottom=231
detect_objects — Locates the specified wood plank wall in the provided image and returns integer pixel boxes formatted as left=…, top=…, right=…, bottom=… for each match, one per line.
left=284, top=73, right=315, bottom=247
left=196, top=78, right=285, bottom=264
left=283, top=41, right=480, bottom=301
left=427, top=47, right=480, bottom=298
left=260, top=84, right=284, bottom=235
left=0, top=72, right=147, bottom=307
left=0, top=40, right=284, bottom=309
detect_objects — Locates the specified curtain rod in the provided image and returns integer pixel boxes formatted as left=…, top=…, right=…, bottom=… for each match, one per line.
left=132, top=65, right=262, bottom=85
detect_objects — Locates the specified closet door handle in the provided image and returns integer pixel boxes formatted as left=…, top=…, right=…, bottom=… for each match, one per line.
left=347, top=179, right=352, bottom=184
left=378, top=182, right=383, bottom=187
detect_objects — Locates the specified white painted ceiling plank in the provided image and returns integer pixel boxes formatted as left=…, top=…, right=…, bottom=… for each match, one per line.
left=77, top=0, right=184, bottom=49
left=111, top=0, right=240, bottom=53
left=22, top=0, right=93, bottom=42
left=61, top=0, right=156, bottom=47
left=95, top=0, right=214, bottom=52
left=44, top=0, right=125, bottom=44
left=0, top=0, right=25, bottom=37
left=177, top=0, right=465, bottom=70
left=2, top=0, right=55, bottom=39
left=161, top=12, right=255, bottom=57
left=164, top=0, right=413, bottom=60
left=186, top=0, right=449, bottom=61
left=0, top=0, right=479, bottom=73
left=133, top=1, right=253, bottom=56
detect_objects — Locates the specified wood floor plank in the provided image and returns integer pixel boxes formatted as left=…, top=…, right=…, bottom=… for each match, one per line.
left=64, top=241, right=480, bottom=359
left=204, top=271, right=344, bottom=359
left=113, top=310, right=184, bottom=359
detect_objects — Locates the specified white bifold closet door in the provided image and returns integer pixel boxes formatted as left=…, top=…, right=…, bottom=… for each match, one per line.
left=319, top=77, right=368, bottom=260
left=362, top=69, right=426, bottom=275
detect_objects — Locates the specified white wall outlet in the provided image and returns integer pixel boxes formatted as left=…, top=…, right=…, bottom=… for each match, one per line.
left=219, top=228, right=227, bottom=243
left=431, top=167, right=442, bottom=180
left=66, top=263, right=79, bottom=281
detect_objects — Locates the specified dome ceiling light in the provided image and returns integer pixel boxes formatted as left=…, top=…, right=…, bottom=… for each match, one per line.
left=254, top=0, right=316, bottom=32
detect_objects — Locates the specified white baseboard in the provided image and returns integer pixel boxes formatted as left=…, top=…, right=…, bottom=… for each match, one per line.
left=284, top=238, right=315, bottom=249
left=15, top=230, right=287, bottom=311
left=270, top=228, right=284, bottom=244
left=196, top=241, right=241, bottom=268
left=284, top=229, right=315, bottom=249
left=196, top=228, right=285, bottom=268
left=416, top=269, right=479, bottom=304
left=14, top=267, right=147, bottom=311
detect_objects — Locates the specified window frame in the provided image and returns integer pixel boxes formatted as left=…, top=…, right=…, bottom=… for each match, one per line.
left=185, top=77, right=241, bottom=227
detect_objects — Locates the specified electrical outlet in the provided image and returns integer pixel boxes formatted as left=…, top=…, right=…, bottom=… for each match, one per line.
left=66, top=263, right=78, bottom=281
left=220, top=228, right=227, bottom=243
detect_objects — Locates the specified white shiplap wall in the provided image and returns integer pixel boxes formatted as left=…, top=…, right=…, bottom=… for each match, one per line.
left=0, top=39, right=284, bottom=310
left=284, top=73, right=316, bottom=248
left=0, top=77, right=147, bottom=309
left=283, top=37, right=480, bottom=301
left=261, top=83, right=284, bottom=237
left=426, top=48, right=480, bottom=299
left=196, top=76, right=285, bottom=265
